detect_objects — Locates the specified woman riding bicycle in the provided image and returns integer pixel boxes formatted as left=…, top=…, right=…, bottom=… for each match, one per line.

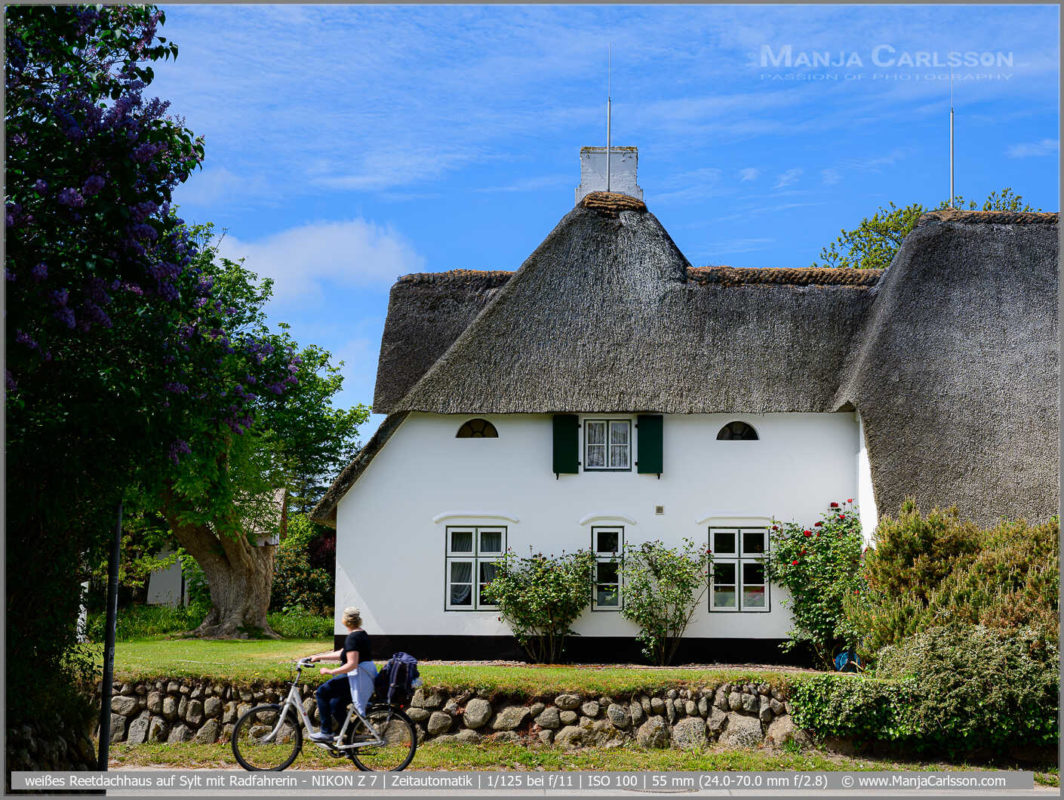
left=306, top=606, right=378, bottom=743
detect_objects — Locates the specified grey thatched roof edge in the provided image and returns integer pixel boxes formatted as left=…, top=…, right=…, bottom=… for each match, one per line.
left=919, top=210, right=1059, bottom=226
left=310, top=412, right=409, bottom=528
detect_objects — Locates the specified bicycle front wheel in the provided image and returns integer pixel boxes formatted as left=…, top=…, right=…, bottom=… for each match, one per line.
left=348, top=705, right=417, bottom=772
left=231, top=703, right=303, bottom=771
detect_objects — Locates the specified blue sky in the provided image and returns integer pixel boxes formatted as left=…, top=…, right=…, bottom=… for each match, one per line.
left=153, top=4, right=1059, bottom=438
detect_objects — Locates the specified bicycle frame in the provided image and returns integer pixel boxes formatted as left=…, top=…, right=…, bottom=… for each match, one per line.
left=261, top=665, right=384, bottom=751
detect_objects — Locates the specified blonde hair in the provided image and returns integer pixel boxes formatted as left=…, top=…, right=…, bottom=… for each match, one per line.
left=341, top=607, right=362, bottom=629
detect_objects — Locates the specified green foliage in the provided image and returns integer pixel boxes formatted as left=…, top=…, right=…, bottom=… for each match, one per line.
left=85, top=604, right=333, bottom=642
left=814, top=202, right=925, bottom=270
left=266, top=608, right=334, bottom=639
left=620, top=539, right=712, bottom=665
left=270, top=513, right=334, bottom=614
left=766, top=501, right=864, bottom=668
left=845, top=501, right=1058, bottom=659
left=86, top=603, right=209, bottom=642
left=812, top=188, right=1038, bottom=269
left=790, top=674, right=920, bottom=744
left=481, top=549, right=596, bottom=663
left=874, top=625, right=1059, bottom=753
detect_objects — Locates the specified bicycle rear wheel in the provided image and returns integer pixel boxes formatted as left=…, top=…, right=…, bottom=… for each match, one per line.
left=347, top=705, right=417, bottom=772
left=231, top=704, right=302, bottom=771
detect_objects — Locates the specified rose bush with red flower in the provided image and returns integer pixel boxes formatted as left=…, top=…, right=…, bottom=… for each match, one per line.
left=767, top=500, right=864, bottom=668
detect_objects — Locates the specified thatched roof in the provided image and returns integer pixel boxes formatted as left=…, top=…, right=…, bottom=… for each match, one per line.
left=373, top=270, right=511, bottom=412
left=311, top=413, right=408, bottom=527
left=835, top=211, right=1059, bottom=525
left=387, top=193, right=878, bottom=415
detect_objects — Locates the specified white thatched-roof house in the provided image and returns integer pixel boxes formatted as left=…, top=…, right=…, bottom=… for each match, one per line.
left=312, top=151, right=1058, bottom=662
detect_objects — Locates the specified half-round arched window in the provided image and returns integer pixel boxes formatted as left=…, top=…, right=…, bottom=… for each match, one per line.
left=716, top=421, right=758, bottom=441
left=456, top=418, right=498, bottom=438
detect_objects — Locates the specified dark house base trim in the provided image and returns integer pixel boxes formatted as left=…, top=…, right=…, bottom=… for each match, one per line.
left=336, top=635, right=810, bottom=667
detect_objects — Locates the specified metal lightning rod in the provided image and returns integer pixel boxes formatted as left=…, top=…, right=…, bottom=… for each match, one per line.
left=949, top=65, right=955, bottom=208
left=606, top=44, right=612, bottom=193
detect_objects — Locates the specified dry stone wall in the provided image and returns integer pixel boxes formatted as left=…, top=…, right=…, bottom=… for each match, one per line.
left=97, top=679, right=809, bottom=751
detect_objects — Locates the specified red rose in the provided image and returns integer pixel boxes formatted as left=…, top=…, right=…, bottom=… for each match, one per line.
left=814, top=522, right=823, bottom=527
left=847, top=498, right=853, bottom=503
left=839, top=514, right=845, bottom=520
left=791, top=559, right=799, bottom=566
left=801, top=548, right=807, bottom=555
left=803, top=530, right=812, bottom=537
left=830, top=502, right=839, bottom=508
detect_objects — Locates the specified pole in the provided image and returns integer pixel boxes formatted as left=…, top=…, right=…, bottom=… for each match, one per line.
left=97, top=500, right=122, bottom=770
left=949, top=68, right=954, bottom=207
left=606, top=44, right=612, bottom=193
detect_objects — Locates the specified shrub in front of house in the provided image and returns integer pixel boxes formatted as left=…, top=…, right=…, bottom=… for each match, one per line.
left=620, top=539, right=712, bottom=666
left=845, top=502, right=1058, bottom=659
left=793, top=625, right=1059, bottom=756
left=766, top=501, right=864, bottom=668
left=270, top=514, right=334, bottom=614
left=481, top=548, right=596, bottom=663
left=875, top=624, right=1059, bottom=754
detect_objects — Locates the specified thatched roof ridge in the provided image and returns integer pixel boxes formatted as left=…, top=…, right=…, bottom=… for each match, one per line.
left=396, top=269, right=514, bottom=288
left=688, top=266, right=883, bottom=288
left=919, top=209, right=1059, bottom=226
left=310, top=413, right=409, bottom=527
left=579, top=190, right=648, bottom=216
left=390, top=202, right=873, bottom=415
left=835, top=218, right=1058, bottom=525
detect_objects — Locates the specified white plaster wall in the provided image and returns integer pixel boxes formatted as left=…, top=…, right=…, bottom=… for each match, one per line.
left=856, top=412, right=879, bottom=546
left=335, top=413, right=860, bottom=639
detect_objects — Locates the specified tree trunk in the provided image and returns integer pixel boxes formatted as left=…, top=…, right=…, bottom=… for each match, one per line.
left=164, top=507, right=279, bottom=639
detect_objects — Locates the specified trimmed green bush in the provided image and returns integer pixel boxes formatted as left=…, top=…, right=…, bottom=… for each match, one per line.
left=790, top=674, right=919, bottom=745
left=791, top=625, right=1059, bottom=756
left=875, top=625, right=1058, bottom=752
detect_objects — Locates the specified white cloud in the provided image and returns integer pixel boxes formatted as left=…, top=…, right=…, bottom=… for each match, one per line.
left=1007, top=138, right=1058, bottom=158
left=821, top=168, right=842, bottom=185
left=739, top=167, right=760, bottom=182
left=216, top=219, right=425, bottom=304
left=775, top=168, right=804, bottom=189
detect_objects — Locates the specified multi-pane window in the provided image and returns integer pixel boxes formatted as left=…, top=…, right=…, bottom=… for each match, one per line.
left=591, top=527, right=623, bottom=610
left=445, top=527, right=505, bottom=611
left=584, top=420, right=631, bottom=470
left=709, top=527, right=769, bottom=612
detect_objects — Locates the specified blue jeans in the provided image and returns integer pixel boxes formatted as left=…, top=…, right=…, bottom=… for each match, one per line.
left=315, top=676, right=352, bottom=734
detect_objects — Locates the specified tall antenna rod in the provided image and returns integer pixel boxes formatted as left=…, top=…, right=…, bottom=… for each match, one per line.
left=949, top=66, right=954, bottom=207
left=606, top=44, right=612, bottom=193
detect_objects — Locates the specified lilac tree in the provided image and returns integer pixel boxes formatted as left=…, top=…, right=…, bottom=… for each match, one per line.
left=5, top=5, right=313, bottom=749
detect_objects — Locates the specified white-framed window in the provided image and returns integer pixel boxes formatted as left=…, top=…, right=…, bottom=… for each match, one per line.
left=709, top=527, right=769, bottom=612
left=591, top=527, right=623, bottom=610
left=584, top=419, right=631, bottom=471
left=445, top=526, right=505, bottom=611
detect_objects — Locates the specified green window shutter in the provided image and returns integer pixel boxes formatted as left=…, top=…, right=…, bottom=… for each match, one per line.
left=637, top=415, right=663, bottom=474
left=552, top=415, right=579, bottom=474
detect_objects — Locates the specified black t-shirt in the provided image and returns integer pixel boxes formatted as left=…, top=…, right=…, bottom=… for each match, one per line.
left=341, top=630, right=371, bottom=668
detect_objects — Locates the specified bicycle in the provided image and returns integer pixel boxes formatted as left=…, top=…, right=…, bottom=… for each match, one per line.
left=231, top=658, right=418, bottom=772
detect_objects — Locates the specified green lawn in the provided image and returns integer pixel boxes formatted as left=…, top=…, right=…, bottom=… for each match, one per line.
left=108, top=741, right=1057, bottom=785
left=109, top=638, right=804, bottom=695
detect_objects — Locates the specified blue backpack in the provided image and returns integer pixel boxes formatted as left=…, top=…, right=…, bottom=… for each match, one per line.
left=373, top=652, right=420, bottom=707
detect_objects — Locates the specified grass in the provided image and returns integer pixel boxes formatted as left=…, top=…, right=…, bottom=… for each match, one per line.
left=107, top=741, right=1055, bottom=783
left=108, top=638, right=803, bottom=695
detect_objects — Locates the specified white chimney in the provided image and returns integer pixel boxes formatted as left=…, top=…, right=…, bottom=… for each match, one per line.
left=575, top=146, right=642, bottom=203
